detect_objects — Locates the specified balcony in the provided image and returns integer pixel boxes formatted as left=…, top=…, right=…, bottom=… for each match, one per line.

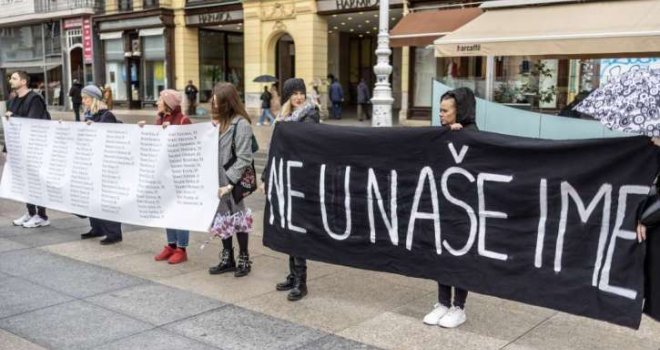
left=186, top=0, right=241, bottom=8
left=34, top=0, right=105, bottom=13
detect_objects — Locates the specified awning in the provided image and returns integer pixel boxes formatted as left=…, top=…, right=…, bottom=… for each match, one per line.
left=99, top=31, right=123, bottom=40
left=434, top=0, right=660, bottom=57
left=139, top=27, right=165, bottom=37
left=389, top=7, right=482, bottom=48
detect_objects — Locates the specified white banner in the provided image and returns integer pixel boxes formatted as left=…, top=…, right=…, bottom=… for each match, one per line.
left=0, top=118, right=220, bottom=232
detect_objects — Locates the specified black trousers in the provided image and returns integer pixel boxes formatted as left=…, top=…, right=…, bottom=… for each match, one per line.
left=27, top=204, right=47, bottom=220
left=438, top=282, right=468, bottom=308
left=288, top=255, right=307, bottom=277
left=89, top=217, right=122, bottom=240
left=73, top=103, right=81, bottom=122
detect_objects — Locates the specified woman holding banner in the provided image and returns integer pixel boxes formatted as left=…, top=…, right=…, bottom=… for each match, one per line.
left=79, top=85, right=123, bottom=245
left=208, top=82, right=255, bottom=278
left=141, top=90, right=193, bottom=264
left=423, top=87, right=478, bottom=328
left=271, top=78, right=320, bottom=302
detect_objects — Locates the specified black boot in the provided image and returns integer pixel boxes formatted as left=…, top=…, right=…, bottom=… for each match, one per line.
left=287, top=273, right=307, bottom=301
left=276, top=274, right=295, bottom=291
left=234, top=251, right=251, bottom=277
left=209, top=248, right=236, bottom=275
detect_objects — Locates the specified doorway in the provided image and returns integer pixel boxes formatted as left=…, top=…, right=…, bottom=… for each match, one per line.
left=275, top=34, right=295, bottom=91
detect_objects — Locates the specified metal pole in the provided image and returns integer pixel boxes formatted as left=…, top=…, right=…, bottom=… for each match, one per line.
left=41, top=23, right=49, bottom=106
left=370, top=0, right=393, bottom=127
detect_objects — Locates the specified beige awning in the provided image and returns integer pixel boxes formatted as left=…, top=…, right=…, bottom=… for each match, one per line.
left=434, top=0, right=660, bottom=57
left=389, top=7, right=482, bottom=48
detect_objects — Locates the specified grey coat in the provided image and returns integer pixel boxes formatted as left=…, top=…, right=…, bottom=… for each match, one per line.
left=217, top=116, right=253, bottom=214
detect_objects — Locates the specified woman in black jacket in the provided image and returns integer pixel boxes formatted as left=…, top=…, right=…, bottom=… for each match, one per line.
left=79, top=85, right=123, bottom=245
left=424, top=87, right=478, bottom=328
left=270, top=78, right=319, bottom=301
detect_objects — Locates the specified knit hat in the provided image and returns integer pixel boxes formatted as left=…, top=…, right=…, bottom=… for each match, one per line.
left=281, top=78, right=306, bottom=105
left=81, top=85, right=103, bottom=100
left=160, top=89, right=182, bottom=110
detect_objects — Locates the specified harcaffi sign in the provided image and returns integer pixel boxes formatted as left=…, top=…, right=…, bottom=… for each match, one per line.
left=317, top=0, right=403, bottom=13
left=185, top=10, right=243, bottom=26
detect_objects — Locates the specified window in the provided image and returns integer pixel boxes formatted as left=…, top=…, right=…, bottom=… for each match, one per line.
left=118, top=0, right=132, bottom=11
left=143, top=0, right=159, bottom=9
left=142, top=35, right=166, bottom=101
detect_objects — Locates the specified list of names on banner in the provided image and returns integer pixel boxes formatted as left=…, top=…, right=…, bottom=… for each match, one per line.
left=0, top=118, right=220, bottom=232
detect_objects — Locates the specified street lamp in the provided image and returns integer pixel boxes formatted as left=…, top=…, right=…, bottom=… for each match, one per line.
left=371, top=0, right=394, bottom=127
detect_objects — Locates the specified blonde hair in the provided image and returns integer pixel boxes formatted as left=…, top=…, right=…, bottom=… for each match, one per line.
left=279, top=100, right=293, bottom=119
left=86, top=97, right=108, bottom=115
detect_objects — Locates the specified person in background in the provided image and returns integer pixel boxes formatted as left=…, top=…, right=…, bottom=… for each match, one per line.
left=103, top=85, right=113, bottom=110
left=185, top=80, right=199, bottom=116
left=69, top=79, right=83, bottom=122
left=79, top=85, right=123, bottom=245
left=208, top=82, right=255, bottom=278
left=328, top=75, right=344, bottom=120
left=3, top=70, right=50, bottom=228
left=270, top=82, right=281, bottom=117
left=138, top=90, right=193, bottom=263
left=258, top=86, right=274, bottom=126
left=357, top=78, right=371, bottom=122
left=423, top=87, right=478, bottom=329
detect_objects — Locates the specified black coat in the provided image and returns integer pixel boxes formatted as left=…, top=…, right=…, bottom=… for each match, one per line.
left=442, top=87, right=479, bottom=131
left=7, top=91, right=49, bottom=120
left=261, top=91, right=272, bottom=109
left=69, top=83, right=83, bottom=104
left=637, top=195, right=660, bottom=322
left=89, top=109, right=119, bottom=123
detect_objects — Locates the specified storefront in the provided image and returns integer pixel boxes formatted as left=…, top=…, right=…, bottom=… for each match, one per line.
left=389, top=6, right=481, bottom=119
left=94, top=9, right=174, bottom=108
left=433, top=0, right=660, bottom=114
left=185, top=1, right=244, bottom=102
left=63, top=17, right=94, bottom=92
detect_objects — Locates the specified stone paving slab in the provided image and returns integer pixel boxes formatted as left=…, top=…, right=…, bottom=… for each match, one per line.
left=0, top=277, right=73, bottom=319
left=0, top=329, right=47, bottom=350
left=6, top=228, right=81, bottom=248
left=95, top=252, right=206, bottom=280
left=0, top=300, right=154, bottom=350
left=164, top=304, right=326, bottom=350
left=86, top=284, right=225, bottom=326
left=22, top=256, right=147, bottom=298
left=0, top=249, right=79, bottom=276
left=0, top=237, right=28, bottom=252
left=295, top=334, right=383, bottom=350
left=40, top=239, right=144, bottom=263
left=48, top=216, right=93, bottom=230
left=94, top=329, right=220, bottom=350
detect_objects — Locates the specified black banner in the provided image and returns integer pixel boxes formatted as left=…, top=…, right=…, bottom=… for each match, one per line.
left=262, top=123, right=659, bottom=328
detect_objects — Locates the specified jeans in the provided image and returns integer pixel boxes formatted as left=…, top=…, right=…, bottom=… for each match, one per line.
left=331, top=101, right=342, bottom=119
left=259, top=108, right=274, bottom=124
left=166, top=228, right=190, bottom=248
left=73, top=103, right=81, bottom=122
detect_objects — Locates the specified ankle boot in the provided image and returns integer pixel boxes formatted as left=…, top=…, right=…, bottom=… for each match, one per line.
left=287, top=274, right=307, bottom=301
left=276, top=274, right=295, bottom=291
left=209, top=248, right=236, bottom=275
left=234, top=251, right=252, bottom=277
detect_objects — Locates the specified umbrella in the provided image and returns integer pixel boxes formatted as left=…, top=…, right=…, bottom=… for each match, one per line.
left=253, top=75, right=278, bottom=83
left=574, top=67, right=660, bottom=136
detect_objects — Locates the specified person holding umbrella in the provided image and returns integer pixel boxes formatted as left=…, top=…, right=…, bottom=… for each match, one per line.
left=258, top=86, right=274, bottom=126
left=575, top=66, right=660, bottom=322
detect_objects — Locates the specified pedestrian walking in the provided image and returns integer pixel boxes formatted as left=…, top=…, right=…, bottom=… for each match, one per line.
left=271, top=77, right=319, bottom=301
left=185, top=80, right=199, bottom=116
left=69, top=79, right=83, bottom=122
left=138, top=90, right=193, bottom=263
left=3, top=70, right=51, bottom=228
left=423, top=87, right=478, bottom=328
left=357, top=78, right=371, bottom=121
left=208, top=82, right=255, bottom=278
left=270, top=82, right=281, bottom=117
left=103, top=85, right=113, bottom=110
left=328, top=75, right=343, bottom=119
left=79, top=85, right=123, bottom=245
left=309, top=84, right=321, bottom=108
left=258, top=86, right=274, bottom=126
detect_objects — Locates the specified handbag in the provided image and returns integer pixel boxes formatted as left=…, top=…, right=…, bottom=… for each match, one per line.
left=223, top=122, right=259, bottom=203
left=641, top=181, right=660, bottom=226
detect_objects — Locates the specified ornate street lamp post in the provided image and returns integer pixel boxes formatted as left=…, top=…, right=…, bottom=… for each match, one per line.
left=371, top=0, right=393, bottom=127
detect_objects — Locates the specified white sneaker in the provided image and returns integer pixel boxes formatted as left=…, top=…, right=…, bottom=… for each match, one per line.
left=438, top=306, right=466, bottom=328
left=22, top=215, right=50, bottom=228
left=13, top=213, right=32, bottom=226
left=423, top=303, right=449, bottom=325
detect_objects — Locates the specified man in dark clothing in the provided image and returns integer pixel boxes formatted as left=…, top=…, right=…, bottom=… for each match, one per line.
left=357, top=78, right=371, bottom=121
left=3, top=70, right=51, bottom=228
left=328, top=76, right=344, bottom=120
left=184, top=80, right=198, bottom=116
left=69, top=79, right=83, bottom=121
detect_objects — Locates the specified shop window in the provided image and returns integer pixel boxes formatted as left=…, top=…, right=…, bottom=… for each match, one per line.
left=227, top=34, right=244, bottom=100
left=142, top=35, right=166, bottom=102
left=143, top=0, right=159, bottom=9
left=118, top=0, right=132, bottom=11
left=413, top=47, right=436, bottom=108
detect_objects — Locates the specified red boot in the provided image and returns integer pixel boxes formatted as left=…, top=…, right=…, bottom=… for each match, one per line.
left=154, top=245, right=175, bottom=261
left=168, top=248, right=187, bottom=264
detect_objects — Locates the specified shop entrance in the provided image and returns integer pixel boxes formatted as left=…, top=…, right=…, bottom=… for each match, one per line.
left=275, top=34, right=295, bottom=91
left=127, top=57, right=141, bottom=109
